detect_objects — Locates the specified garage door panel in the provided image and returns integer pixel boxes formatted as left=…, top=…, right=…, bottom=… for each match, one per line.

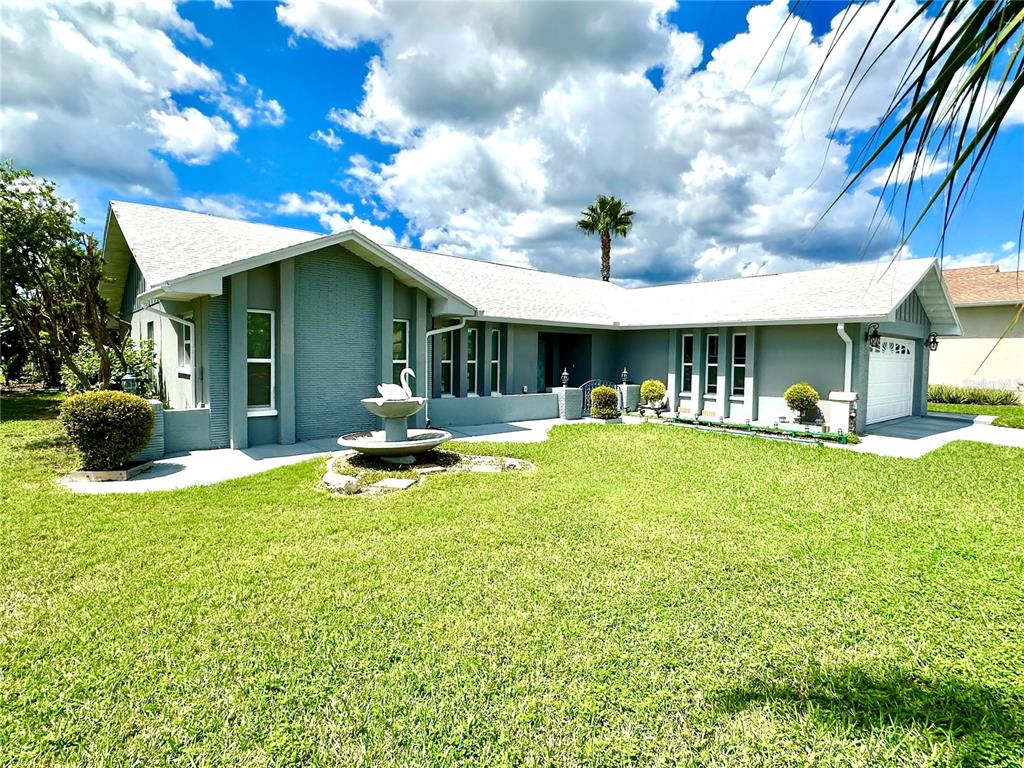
left=867, top=338, right=915, bottom=424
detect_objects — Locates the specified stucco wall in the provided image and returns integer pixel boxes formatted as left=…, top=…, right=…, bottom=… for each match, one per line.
left=164, top=408, right=213, bottom=454
left=427, top=392, right=558, bottom=426
left=614, top=329, right=670, bottom=385
left=929, top=304, right=1024, bottom=389
left=294, top=246, right=380, bottom=441
left=206, top=293, right=230, bottom=448
left=756, top=324, right=847, bottom=423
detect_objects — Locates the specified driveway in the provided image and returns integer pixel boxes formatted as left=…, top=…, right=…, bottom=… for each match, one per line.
left=851, top=414, right=1024, bottom=458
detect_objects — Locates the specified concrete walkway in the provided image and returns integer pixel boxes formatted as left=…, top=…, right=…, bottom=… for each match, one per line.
left=849, top=414, right=1024, bottom=458
left=61, top=419, right=574, bottom=494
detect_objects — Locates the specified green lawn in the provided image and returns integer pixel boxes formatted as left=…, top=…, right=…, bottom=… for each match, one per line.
left=928, top=402, right=1024, bottom=429
left=2, top=393, right=1024, bottom=767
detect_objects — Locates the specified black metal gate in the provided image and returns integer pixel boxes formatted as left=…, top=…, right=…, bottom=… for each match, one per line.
left=580, top=379, right=618, bottom=415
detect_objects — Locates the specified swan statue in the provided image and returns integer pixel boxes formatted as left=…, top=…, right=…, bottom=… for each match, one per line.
left=377, top=367, right=416, bottom=401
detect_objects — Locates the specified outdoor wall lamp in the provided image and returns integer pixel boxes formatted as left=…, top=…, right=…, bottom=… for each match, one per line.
left=561, top=368, right=570, bottom=386
left=120, top=372, right=139, bottom=395
left=927, top=332, right=939, bottom=352
left=621, top=367, right=629, bottom=384
left=865, top=323, right=881, bottom=349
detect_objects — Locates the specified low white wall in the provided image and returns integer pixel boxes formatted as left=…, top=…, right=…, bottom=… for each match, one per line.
left=427, top=393, right=559, bottom=427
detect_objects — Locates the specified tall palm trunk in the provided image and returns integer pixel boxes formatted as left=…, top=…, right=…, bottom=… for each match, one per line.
left=600, top=229, right=611, bottom=282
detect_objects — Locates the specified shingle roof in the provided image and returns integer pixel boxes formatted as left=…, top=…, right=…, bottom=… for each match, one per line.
left=106, top=201, right=958, bottom=330
left=941, top=265, right=1024, bottom=306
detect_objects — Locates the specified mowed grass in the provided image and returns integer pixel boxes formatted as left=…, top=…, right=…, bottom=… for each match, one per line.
left=2, top=393, right=1023, bottom=767
left=928, top=402, right=1024, bottom=429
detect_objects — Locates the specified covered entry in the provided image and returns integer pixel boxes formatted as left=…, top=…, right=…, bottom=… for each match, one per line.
left=866, top=337, right=916, bottom=424
left=536, top=332, right=592, bottom=391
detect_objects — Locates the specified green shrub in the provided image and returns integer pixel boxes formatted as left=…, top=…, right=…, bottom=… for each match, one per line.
left=590, top=385, right=620, bottom=419
left=60, top=391, right=154, bottom=470
left=928, top=384, right=1020, bottom=406
left=640, top=379, right=667, bottom=404
left=784, top=382, right=819, bottom=415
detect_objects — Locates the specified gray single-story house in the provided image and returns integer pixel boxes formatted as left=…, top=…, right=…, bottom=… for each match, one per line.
left=101, top=201, right=961, bottom=454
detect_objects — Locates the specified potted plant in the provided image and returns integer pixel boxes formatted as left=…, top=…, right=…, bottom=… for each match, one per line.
left=783, top=382, right=820, bottom=424
left=590, top=385, right=621, bottom=422
left=60, top=390, right=155, bottom=481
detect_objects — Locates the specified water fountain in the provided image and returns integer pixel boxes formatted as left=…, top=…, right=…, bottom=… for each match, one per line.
left=337, top=367, right=452, bottom=464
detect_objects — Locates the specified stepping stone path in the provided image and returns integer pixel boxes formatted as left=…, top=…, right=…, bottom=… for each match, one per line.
left=415, top=465, right=445, bottom=475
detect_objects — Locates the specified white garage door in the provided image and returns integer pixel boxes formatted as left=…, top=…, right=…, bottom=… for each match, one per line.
left=867, top=337, right=916, bottom=424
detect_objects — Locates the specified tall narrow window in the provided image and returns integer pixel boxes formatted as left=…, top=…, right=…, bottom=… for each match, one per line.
left=705, top=334, right=719, bottom=395
left=466, top=328, right=478, bottom=395
left=440, top=331, right=453, bottom=396
left=392, top=320, right=409, bottom=384
left=681, top=334, right=694, bottom=393
left=731, top=333, right=747, bottom=396
left=490, top=329, right=501, bottom=394
left=247, top=310, right=275, bottom=412
left=177, top=316, right=193, bottom=373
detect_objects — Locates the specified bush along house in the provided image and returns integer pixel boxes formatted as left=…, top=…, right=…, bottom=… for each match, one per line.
left=100, top=202, right=962, bottom=455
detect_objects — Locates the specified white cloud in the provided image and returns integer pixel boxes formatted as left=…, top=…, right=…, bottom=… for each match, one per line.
left=943, top=250, right=1022, bottom=273
left=867, top=150, right=950, bottom=190
left=282, top=0, right=941, bottom=284
left=150, top=105, right=237, bottom=165
left=213, top=0, right=232, bottom=8
left=0, top=1, right=280, bottom=195
left=181, top=194, right=259, bottom=219
left=311, top=127, right=344, bottom=150
left=276, top=191, right=407, bottom=244
left=1002, top=241, right=1016, bottom=253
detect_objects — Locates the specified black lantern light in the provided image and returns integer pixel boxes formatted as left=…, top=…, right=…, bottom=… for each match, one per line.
left=560, top=368, right=570, bottom=386
left=865, top=323, right=881, bottom=349
left=927, top=332, right=939, bottom=352
left=620, top=367, right=629, bottom=384
left=121, top=372, right=139, bottom=395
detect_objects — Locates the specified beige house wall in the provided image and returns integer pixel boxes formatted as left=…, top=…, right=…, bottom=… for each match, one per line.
left=930, top=304, right=1024, bottom=389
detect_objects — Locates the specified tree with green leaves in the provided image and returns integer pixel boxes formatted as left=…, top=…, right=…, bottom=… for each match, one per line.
left=1, top=161, right=124, bottom=389
left=576, top=195, right=635, bottom=282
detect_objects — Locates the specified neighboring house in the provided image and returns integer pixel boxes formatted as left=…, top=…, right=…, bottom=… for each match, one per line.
left=930, top=265, right=1024, bottom=391
left=101, top=202, right=961, bottom=452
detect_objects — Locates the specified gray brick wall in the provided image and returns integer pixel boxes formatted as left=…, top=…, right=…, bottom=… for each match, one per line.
left=294, top=248, right=380, bottom=441
left=207, top=294, right=230, bottom=448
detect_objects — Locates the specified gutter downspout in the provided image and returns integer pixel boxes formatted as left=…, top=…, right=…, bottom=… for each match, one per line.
left=142, top=307, right=200, bottom=407
left=424, top=317, right=467, bottom=426
left=836, top=323, right=853, bottom=392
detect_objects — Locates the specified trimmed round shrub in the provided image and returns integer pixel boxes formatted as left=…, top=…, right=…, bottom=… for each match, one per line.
left=60, top=391, right=154, bottom=470
left=640, top=379, right=667, bottom=404
left=784, top=382, right=819, bottom=415
left=590, top=385, right=620, bottom=419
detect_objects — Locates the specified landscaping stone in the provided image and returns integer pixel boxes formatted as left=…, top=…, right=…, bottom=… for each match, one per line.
left=471, top=464, right=501, bottom=473
left=415, top=465, right=445, bottom=474
left=322, top=472, right=358, bottom=493
left=372, top=477, right=417, bottom=490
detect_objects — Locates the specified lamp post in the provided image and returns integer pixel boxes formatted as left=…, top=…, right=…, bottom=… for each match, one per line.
left=121, top=372, right=139, bottom=395
left=620, top=367, right=629, bottom=384
left=561, top=368, right=570, bottom=386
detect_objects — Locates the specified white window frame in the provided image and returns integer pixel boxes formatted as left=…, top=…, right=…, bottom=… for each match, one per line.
left=731, top=333, right=746, bottom=397
left=466, top=328, right=479, bottom=397
left=490, top=329, right=502, bottom=395
left=176, top=313, right=193, bottom=375
left=681, top=334, right=694, bottom=394
left=247, top=309, right=276, bottom=416
left=440, top=331, right=454, bottom=397
left=705, top=333, right=719, bottom=395
left=392, top=319, right=409, bottom=384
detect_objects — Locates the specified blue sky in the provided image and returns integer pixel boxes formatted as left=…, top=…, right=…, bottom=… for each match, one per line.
left=3, top=0, right=1021, bottom=283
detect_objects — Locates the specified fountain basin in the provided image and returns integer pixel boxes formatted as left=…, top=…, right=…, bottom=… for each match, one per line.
left=360, top=397, right=426, bottom=419
left=337, top=428, right=452, bottom=464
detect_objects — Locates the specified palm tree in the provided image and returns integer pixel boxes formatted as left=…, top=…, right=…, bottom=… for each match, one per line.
left=576, top=195, right=635, bottom=281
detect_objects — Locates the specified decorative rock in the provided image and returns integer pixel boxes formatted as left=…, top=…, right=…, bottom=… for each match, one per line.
left=415, top=465, right=445, bottom=475
left=322, top=472, right=358, bottom=494
left=372, top=477, right=417, bottom=490
left=471, top=464, right=501, bottom=473
left=503, top=458, right=522, bottom=470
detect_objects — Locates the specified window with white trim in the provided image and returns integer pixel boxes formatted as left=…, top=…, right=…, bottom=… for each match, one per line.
left=392, top=320, right=409, bottom=384
left=731, top=333, right=746, bottom=396
left=466, top=328, right=479, bottom=395
left=681, top=334, right=693, bottom=393
left=177, top=315, right=193, bottom=373
left=247, top=310, right=275, bottom=412
left=705, top=334, right=719, bottom=395
left=439, top=331, right=453, bottom=396
left=490, top=329, right=501, bottom=394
